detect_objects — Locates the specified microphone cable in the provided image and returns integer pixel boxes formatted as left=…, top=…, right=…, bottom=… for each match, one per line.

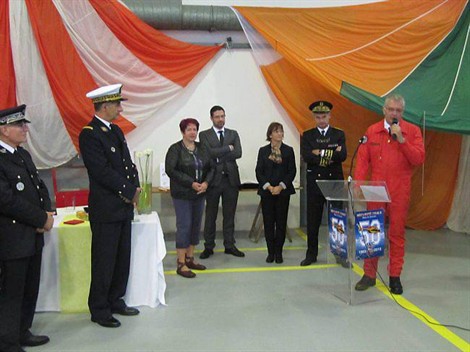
left=364, top=242, right=470, bottom=332
left=347, top=136, right=366, bottom=184
left=347, top=134, right=469, bottom=332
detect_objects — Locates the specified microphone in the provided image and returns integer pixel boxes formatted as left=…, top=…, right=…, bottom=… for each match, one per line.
left=348, top=136, right=367, bottom=182
left=391, top=118, right=398, bottom=140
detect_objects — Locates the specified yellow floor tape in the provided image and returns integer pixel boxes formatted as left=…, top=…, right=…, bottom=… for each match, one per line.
left=165, top=228, right=469, bottom=350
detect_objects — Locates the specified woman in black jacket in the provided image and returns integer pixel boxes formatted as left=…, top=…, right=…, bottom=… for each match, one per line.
left=165, top=118, right=214, bottom=278
left=256, top=122, right=296, bottom=264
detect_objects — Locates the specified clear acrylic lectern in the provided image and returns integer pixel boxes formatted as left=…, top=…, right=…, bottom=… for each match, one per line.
left=316, top=180, right=391, bottom=305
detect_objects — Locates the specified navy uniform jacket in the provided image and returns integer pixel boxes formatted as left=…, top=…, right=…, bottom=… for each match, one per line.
left=255, top=143, right=296, bottom=197
left=79, top=117, right=139, bottom=223
left=199, top=128, right=242, bottom=188
left=301, top=127, right=347, bottom=191
left=0, top=146, right=51, bottom=260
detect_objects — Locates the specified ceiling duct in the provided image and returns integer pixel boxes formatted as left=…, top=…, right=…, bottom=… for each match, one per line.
left=121, top=0, right=242, bottom=31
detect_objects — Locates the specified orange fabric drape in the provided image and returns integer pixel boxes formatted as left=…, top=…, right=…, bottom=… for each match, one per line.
left=237, top=1, right=467, bottom=95
left=25, top=0, right=135, bottom=149
left=407, top=131, right=461, bottom=230
left=0, top=0, right=17, bottom=109
left=89, top=0, right=221, bottom=87
left=236, top=1, right=465, bottom=229
left=261, top=57, right=461, bottom=230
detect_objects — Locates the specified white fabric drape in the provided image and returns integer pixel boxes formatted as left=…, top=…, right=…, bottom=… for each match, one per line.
left=447, top=135, right=470, bottom=234
left=232, top=8, right=281, bottom=66
left=9, top=0, right=77, bottom=169
left=53, top=0, right=183, bottom=127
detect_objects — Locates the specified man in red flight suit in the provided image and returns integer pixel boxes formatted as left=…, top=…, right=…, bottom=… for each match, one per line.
left=354, top=94, right=425, bottom=295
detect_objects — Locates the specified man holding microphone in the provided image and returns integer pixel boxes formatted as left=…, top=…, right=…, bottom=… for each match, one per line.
left=354, top=94, right=425, bottom=295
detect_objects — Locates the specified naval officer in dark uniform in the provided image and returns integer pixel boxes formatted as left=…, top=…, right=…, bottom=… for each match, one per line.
left=300, top=101, right=347, bottom=266
left=0, top=105, right=54, bottom=352
left=79, top=84, right=141, bottom=328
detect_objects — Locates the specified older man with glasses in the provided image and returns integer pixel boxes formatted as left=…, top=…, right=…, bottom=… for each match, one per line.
left=0, top=104, right=54, bottom=352
left=354, top=94, right=425, bottom=295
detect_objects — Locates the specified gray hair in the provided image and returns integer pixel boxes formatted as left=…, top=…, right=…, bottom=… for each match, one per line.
left=384, top=94, right=405, bottom=109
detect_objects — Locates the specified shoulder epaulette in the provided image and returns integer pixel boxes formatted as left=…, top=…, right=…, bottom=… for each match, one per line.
left=83, top=126, right=93, bottom=130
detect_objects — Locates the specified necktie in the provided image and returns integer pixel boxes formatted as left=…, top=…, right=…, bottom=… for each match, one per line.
left=321, top=130, right=325, bottom=136
left=110, top=124, right=118, bottom=134
left=218, top=130, right=224, bottom=146
left=110, top=124, right=122, bottom=141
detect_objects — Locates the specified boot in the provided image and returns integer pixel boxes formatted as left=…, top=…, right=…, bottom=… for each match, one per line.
left=389, top=276, right=403, bottom=295
left=355, top=275, right=376, bottom=291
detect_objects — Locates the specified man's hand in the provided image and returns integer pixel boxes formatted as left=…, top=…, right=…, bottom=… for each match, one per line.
left=312, top=149, right=321, bottom=156
left=391, top=124, right=405, bottom=143
left=43, top=212, right=55, bottom=231
left=132, top=187, right=142, bottom=204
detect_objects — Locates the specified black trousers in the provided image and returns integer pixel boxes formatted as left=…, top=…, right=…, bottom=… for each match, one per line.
left=306, top=178, right=325, bottom=260
left=203, top=175, right=239, bottom=250
left=0, top=251, right=42, bottom=352
left=306, top=176, right=345, bottom=260
left=261, top=194, right=290, bottom=256
left=88, top=221, right=131, bottom=320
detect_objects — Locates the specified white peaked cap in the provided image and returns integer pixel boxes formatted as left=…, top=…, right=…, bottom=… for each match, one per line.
left=86, top=84, right=127, bottom=104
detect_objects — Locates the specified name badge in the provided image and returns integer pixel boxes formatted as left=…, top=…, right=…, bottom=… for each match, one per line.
left=16, top=182, right=25, bottom=191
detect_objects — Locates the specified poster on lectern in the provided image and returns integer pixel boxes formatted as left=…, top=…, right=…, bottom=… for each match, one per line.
left=355, top=209, right=385, bottom=260
left=328, top=208, right=348, bottom=258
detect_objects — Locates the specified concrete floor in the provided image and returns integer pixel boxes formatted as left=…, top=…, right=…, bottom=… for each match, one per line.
left=30, top=227, right=469, bottom=352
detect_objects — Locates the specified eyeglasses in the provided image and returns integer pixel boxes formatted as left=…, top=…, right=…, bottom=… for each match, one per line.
left=385, top=107, right=403, bottom=113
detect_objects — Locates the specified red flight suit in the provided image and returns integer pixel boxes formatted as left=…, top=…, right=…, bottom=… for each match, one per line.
left=355, top=119, right=425, bottom=278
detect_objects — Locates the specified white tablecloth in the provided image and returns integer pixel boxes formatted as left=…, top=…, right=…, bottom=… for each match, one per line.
left=36, top=211, right=166, bottom=312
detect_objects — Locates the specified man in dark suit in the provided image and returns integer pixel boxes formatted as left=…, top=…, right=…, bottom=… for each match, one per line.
left=0, top=105, right=54, bottom=352
left=199, top=105, right=244, bottom=259
left=79, top=84, right=141, bottom=328
left=300, top=101, right=347, bottom=266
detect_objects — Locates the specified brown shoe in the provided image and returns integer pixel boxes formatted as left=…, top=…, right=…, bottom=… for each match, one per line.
left=176, top=261, right=196, bottom=278
left=185, top=256, right=207, bottom=270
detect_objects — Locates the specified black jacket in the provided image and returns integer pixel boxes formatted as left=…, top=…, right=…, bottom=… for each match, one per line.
left=165, top=141, right=214, bottom=200
left=199, top=128, right=242, bottom=188
left=0, top=146, right=51, bottom=260
left=79, top=117, right=139, bottom=222
left=256, top=143, right=296, bottom=197
left=301, top=126, right=347, bottom=180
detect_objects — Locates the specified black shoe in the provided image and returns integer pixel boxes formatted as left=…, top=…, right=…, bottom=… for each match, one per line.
left=355, top=275, right=376, bottom=291
left=335, top=256, right=351, bottom=268
left=275, top=255, right=283, bottom=264
left=91, top=316, right=121, bottom=328
left=224, top=247, right=245, bottom=257
left=300, top=257, right=317, bottom=266
left=389, top=276, right=403, bottom=295
left=112, top=306, right=140, bottom=316
left=199, top=248, right=214, bottom=259
left=20, top=330, right=50, bottom=347
left=266, top=254, right=274, bottom=263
